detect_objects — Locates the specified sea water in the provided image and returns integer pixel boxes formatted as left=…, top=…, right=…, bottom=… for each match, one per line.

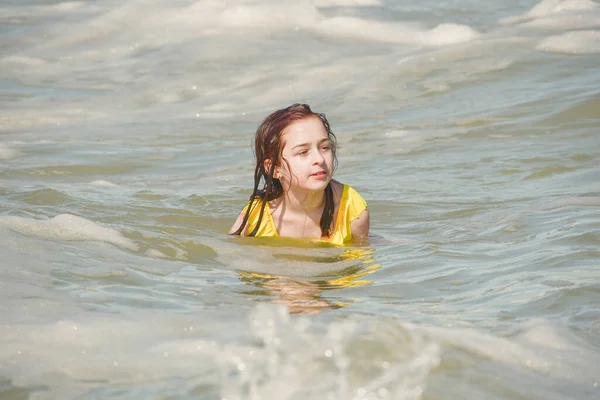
left=1, top=0, right=599, bottom=398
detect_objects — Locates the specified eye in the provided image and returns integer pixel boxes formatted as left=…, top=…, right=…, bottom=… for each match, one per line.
left=297, top=150, right=308, bottom=156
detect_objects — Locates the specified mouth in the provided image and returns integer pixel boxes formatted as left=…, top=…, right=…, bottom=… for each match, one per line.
left=311, top=171, right=327, bottom=179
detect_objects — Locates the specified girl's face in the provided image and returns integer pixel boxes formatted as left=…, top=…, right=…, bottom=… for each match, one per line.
left=274, top=117, right=334, bottom=194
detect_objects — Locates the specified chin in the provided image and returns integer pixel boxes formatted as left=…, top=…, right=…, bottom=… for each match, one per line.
left=305, top=179, right=330, bottom=192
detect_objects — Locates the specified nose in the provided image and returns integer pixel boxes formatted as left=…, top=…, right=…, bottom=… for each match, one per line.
left=312, top=149, right=325, bottom=165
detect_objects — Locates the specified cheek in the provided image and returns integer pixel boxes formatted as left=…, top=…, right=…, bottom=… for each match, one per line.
left=279, top=159, right=304, bottom=180
left=325, top=152, right=334, bottom=167
left=277, top=159, right=293, bottom=177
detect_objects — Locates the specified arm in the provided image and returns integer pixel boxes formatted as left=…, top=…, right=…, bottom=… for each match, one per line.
left=350, top=208, right=370, bottom=239
left=229, top=212, right=247, bottom=235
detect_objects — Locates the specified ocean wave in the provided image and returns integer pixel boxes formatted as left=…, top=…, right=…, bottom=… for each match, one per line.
left=0, top=214, right=138, bottom=251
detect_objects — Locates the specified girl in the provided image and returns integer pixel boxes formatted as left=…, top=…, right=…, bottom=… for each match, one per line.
left=230, top=103, right=369, bottom=245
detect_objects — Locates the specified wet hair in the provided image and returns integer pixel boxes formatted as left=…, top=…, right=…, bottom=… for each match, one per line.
left=232, top=103, right=338, bottom=237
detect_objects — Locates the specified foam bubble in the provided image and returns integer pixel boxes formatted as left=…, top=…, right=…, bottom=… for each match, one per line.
left=0, top=214, right=138, bottom=251
left=219, top=3, right=319, bottom=29
left=316, top=18, right=479, bottom=45
left=219, top=304, right=440, bottom=400
left=0, top=304, right=439, bottom=399
left=516, top=319, right=578, bottom=350
left=537, top=30, right=600, bottom=54
left=383, top=130, right=427, bottom=154
left=423, top=23, right=481, bottom=46
left=0, top=144, right=20, bottom=160
left=68, top=1, right=478, bottom=48
left=90, top=180, right=117, bottom=187
left=146, top=248, right=169, bottom=258
left=156, top=2, right=478, bottom=48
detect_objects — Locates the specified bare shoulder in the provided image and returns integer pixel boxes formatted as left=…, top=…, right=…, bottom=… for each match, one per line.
left=351, top=208, right=370, bottom=238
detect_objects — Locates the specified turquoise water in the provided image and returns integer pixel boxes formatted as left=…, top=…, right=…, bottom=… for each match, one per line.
left=1, top=0, right=599, bottom=398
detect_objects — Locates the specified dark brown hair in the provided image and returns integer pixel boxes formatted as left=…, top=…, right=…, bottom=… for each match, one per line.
left=232, top=103, right=338, bottom=237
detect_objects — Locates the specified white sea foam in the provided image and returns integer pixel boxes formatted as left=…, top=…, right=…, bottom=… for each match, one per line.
left=0, top=214, right=138, bottom=251
left=4, top=0, right=479, bottom=68
left=0, top=313, right=217, bottom=398
left=217, top=305, right=441, bottom=400
left=0, top=55, right=48, bottom=67
left=316, top=17, right=479, bottom=45
left=0, top=0, right=598, bottom=398
left=526, top=0, right=598, bottom=17
left=315, top=0, right=382, bottom=6
left=146, top=248, right=169, bottom=258
left=0, top=304, right=439, bottom=399
left=0, top=0, right=484, bottom=124
left=537, top=30, right=600, bottom=54
left=0, top=108, right=93, bottom=130
left=219, top=3, right=319, bottom=29
left=500, top=0, right=599, bottom=25
left=18, top=0, right=87, bottom=14
left=523, top=14, right=600, bottom=30
left=425, top=23, right=481, bottom=45
left=422, top=318, right=600, bottom=380
left=189, top=1, right=479, bottom=47
left=0, top=143, right=20, bottom=160
left=382, top=130, right=427, bottom=154
left=90, top=180, right=118, bottom=187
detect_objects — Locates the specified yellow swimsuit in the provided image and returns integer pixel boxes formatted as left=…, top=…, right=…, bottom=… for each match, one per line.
left=240, top=184, right=367, bottom=246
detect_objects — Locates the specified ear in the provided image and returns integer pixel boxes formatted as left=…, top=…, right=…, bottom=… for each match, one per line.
left=263, top=159, right=280, bottom=179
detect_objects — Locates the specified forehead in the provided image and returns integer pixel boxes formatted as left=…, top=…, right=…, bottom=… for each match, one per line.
left=281, top=117, right=328, bottom=147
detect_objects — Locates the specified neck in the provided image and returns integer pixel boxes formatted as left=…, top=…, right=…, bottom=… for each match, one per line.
left=281, top=187, right=325, bottom=213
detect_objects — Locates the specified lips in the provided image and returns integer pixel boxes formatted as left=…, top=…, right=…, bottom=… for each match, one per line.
left=311, top=171, right=327, bottom=178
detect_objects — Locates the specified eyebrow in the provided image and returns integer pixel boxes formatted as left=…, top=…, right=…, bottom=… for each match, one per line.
left=292, top=138, right=330, bottom=150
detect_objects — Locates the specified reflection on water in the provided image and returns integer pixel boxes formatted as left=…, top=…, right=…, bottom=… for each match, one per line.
left=238, top=247, right=380, bottom=315
left=239, top=276, right=340, bottom=315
